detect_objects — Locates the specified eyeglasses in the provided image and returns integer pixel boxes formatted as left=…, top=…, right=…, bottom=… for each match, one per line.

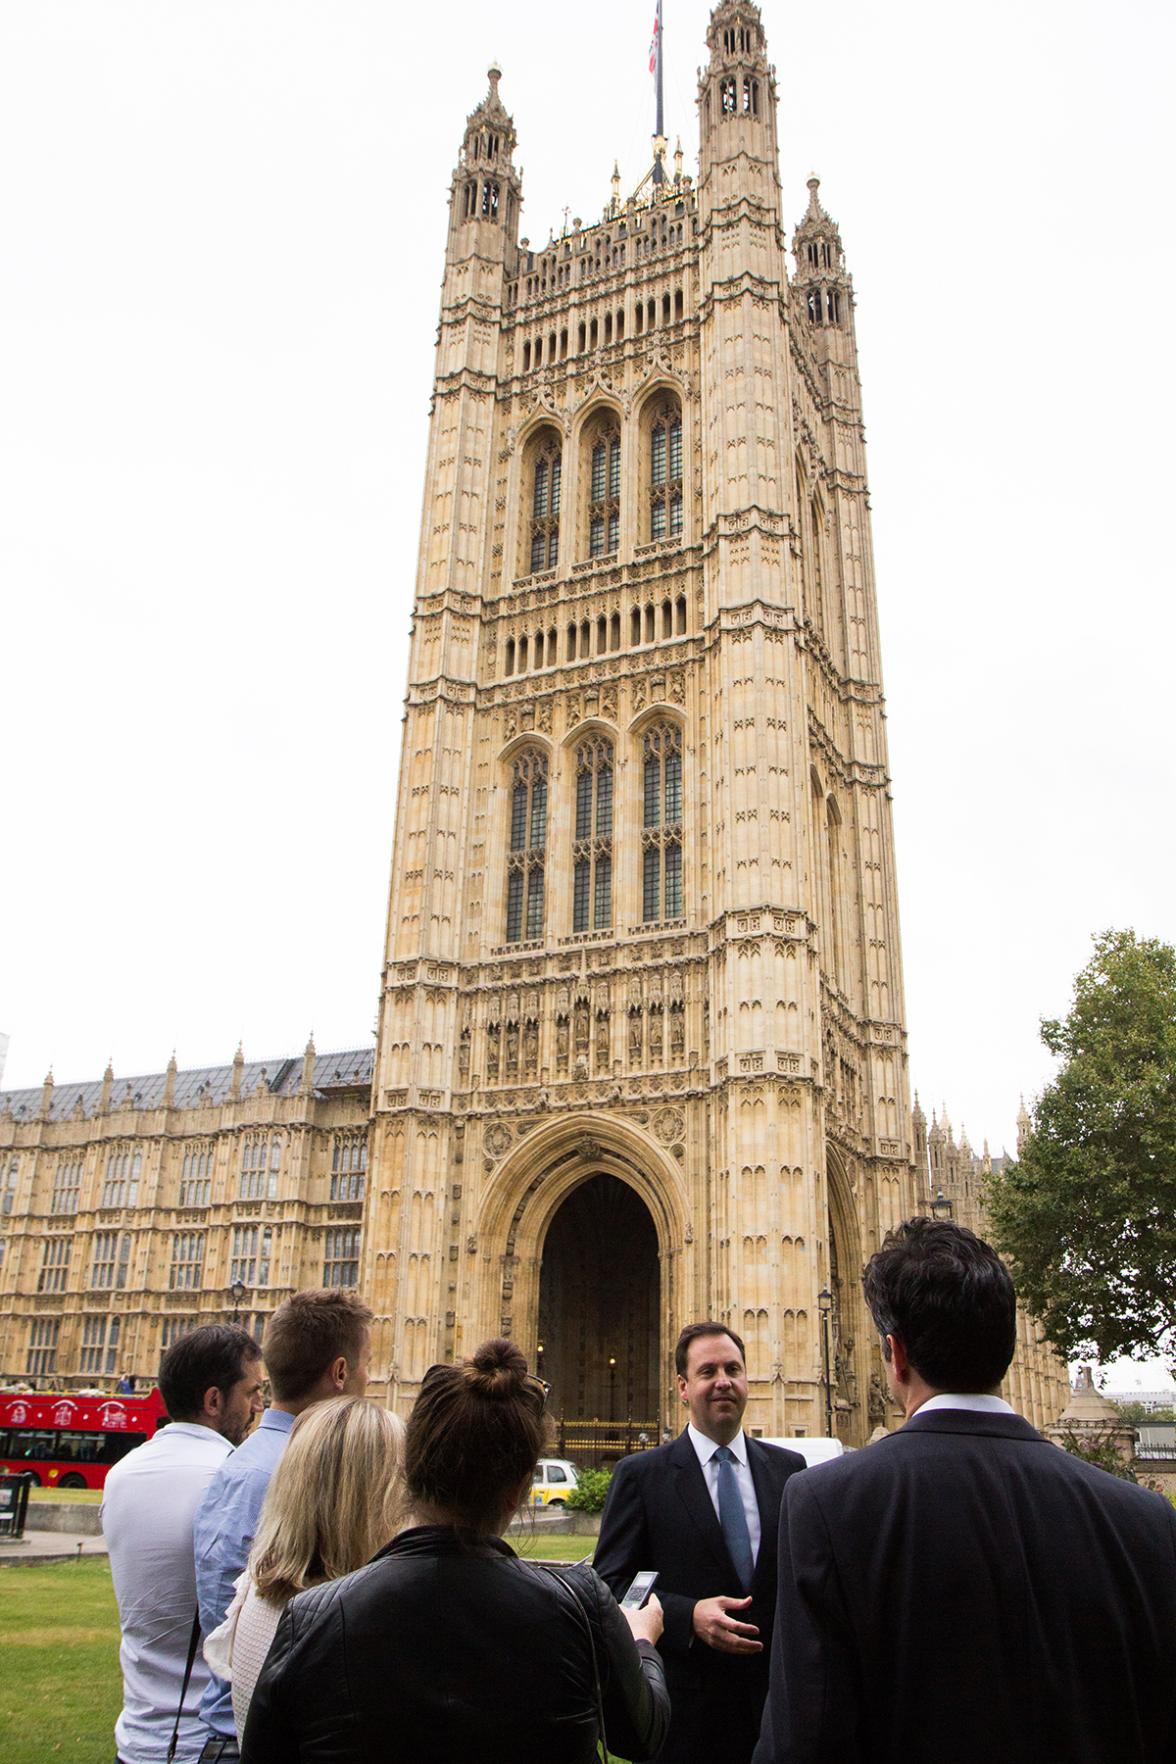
left=419, top=1363, right=550, bottom=1411
left=527, top=1375, right=551, bottom=1411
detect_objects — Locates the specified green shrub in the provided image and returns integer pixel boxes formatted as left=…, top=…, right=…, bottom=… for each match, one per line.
left=567, top=1467, right=612, bottom=1512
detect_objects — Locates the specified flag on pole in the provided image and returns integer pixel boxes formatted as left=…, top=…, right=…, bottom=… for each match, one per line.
left=649, top=0, right=662, bottom=77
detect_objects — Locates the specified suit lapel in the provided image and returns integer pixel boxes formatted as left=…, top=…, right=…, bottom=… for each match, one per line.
left=669, top=1430, right=739, bottom=1584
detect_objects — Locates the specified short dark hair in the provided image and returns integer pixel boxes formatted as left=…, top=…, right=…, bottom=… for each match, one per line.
left=262, top=1289, right=373, bottom=1403
left=674, top=1321, right=747, bottom=1378
left=159, top=1325, right=260, bottom=1422
left=862, top=1218, right=1017, bottom=1393
left=405, top=1338, right=551, bottom=1531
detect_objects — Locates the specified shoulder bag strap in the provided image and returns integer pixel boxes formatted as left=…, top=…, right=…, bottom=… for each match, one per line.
left=166, top=1607, right=202, bottom=1764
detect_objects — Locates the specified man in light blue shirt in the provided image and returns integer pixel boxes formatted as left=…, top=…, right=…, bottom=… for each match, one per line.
left=193, top=1289, right=373, bottom=1760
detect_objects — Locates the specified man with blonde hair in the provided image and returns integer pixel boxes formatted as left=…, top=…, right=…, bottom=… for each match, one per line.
left=192, top=1288, right=372, bottom=1762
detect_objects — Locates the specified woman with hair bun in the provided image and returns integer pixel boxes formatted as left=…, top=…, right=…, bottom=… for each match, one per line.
left=241, top=1338, right=669, bottom=1764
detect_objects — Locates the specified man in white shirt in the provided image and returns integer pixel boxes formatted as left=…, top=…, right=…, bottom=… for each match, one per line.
left=752, top=1218, right=1176, bottom=1764
left=102, top=1324, right=264, bottom=1764
left=595, top=1323, right=806, bottom=1763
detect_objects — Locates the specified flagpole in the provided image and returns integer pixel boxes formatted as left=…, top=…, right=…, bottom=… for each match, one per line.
left=652, top=0, right=665, bottom=184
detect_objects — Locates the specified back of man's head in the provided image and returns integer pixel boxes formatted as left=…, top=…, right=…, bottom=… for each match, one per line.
left=159, top=1324, right=259, bottom=1422
left=262, top=1288, right=373, bottom=1403
left=862, top=1218, right=1017, bottom=1393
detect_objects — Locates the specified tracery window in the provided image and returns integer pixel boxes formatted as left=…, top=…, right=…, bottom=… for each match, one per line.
left=528, top=430, right=562, bottom=573
left=89, top=1231, right=131, bottom=1291
left=101, top=1146, right=142, bottom=1209
left=572, top=737, right=614, bottom=932
left=80, top=1315, right=121, bottom=1377
left=323, top=1226, right=361, bottom=1288
left=587, top=421, right=621, bottom=559
left=169, top=1231, right=205, bottom=1292
left=180, top=1143, right=214, bottom=1208
left=649, top=403, right=683, bottom=541
left=239, top=1134, right=281, bottom=1203
left=37, top=1236, right=71, bottom=1294
left=330, top=1133, right=367, bottom=1203
left=231, top=1223, right=273, bottom=1288
left=27, top=1318, right=59, bottom=1380
left=51, top=1156, right=83, bottom=1216
left=641, top=722, right=684, bottom=922
left=506, top=748, right=548, bottom=943
left=1, top=1158, right=17, bottom=1217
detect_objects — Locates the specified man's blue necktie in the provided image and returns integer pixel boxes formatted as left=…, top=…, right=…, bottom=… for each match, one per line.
left=714, top=1444, right=754, bottom=1591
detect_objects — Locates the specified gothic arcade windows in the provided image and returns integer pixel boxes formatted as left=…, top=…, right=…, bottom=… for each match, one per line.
left=642, top=721, right=684, bottom=922
left=572, top=737, right=614, bottom=931
left=506, top=748, right=548, bottom=943
left=586, top=418, right=621, bottom=559
left=527, top=429, right=562, bottom=574
left=647, top=399, right=683, bottom=541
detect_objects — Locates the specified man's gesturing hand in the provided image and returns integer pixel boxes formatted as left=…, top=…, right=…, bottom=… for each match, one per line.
left=691, top=1594, right=762, bottom=1654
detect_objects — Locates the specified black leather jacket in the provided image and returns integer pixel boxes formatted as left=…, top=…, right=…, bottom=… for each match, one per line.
left=239, top=1525, right=670, bottom=1764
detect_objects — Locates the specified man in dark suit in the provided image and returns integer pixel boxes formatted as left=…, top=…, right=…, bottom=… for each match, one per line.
left=595, top=1322, right=806, bottom=1764
left=753, top=1217, right=1176, bottom=1764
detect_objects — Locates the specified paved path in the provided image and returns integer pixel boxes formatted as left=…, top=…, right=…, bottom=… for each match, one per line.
left=0, top=1527, right=110, bottom=1564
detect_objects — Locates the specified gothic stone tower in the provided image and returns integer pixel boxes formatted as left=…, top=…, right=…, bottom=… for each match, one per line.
left=365, top=4, right=918, bottom=1445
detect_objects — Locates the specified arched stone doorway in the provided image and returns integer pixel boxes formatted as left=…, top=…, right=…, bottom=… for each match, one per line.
left=538, top=1173, right=660, bottom=1429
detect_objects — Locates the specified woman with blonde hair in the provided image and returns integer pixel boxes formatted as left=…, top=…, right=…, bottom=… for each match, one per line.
left=204, top=1393, right=405, bottom=1736
left=241, top=1338, right=668, bottom=1764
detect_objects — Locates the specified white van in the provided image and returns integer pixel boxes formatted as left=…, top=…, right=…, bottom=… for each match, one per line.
left=760, top=1436, right=848, bottom=1468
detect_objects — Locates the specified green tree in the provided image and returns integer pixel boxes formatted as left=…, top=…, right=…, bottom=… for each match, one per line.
left=985, top=929, right=1176, bottom=1366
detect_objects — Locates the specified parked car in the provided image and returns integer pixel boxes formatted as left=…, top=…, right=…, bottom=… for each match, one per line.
left=530, top=1457, right=580, bottom=1507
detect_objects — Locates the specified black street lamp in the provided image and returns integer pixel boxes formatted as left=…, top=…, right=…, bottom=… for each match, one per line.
left=818, top=1287, right=834, bottom=1438
left=930, top=1189, right=954, bottom=1221
left=230, top=1279, right=247, bottom=1324
left=607, top=1355, right=617, bottom=1420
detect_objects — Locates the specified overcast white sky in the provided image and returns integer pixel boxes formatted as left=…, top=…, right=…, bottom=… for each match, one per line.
left=2, top=2, right=1174, bottom=1282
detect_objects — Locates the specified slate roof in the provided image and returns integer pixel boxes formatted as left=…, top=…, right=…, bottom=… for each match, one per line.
left=0, top=1047, right=374, bottom=1123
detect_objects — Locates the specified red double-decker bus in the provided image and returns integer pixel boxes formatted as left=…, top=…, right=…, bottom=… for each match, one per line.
left=0, top=1388, right=169, bottom=1488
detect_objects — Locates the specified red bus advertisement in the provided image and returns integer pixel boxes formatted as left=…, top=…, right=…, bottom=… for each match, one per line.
left=0, top=1389, right=169, bottom=1489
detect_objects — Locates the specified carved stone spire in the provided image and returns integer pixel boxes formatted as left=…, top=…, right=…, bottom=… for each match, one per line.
left=229, top=1043, right=244, bottom=1102
left=792, top=175, right=850, bottom=332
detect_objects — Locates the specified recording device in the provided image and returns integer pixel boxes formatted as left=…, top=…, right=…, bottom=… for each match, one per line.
left=620, top=1570, right=659, bottom=1609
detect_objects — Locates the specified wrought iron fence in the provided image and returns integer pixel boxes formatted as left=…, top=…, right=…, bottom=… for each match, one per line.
left=554, top=1417, right=660, bottom=1464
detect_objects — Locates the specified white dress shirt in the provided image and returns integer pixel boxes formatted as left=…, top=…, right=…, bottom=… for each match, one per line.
left=915, top=1393, right=1016, bottom=1415
left=101, top=1420, right=233, bottom=1764
left=687, top=1423, right=762, bottom=1566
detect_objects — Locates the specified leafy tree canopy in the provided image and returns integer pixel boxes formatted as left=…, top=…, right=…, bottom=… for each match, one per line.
left=985, top=929, right=1176, bottom=1367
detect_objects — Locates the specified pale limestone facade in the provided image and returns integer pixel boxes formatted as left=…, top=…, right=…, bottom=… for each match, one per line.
left=364, top=1, right=918, bottom=1446
left=0, top=2, right=1067, bottom=1442
left=0, top=1048, right=373, bottom=1386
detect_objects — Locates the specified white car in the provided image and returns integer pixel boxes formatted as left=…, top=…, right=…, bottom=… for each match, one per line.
left=530, top=1457, right=580, bottom=1507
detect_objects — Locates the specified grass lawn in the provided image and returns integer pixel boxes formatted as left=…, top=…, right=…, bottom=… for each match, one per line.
left=28, top=1486, right=102, bottom=1505
left=0, top=1549, right=628, bottom=1763
left=0, top=1557, right=121, bottom=1764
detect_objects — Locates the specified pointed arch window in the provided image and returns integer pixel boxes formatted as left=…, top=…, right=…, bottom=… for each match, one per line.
left=588, top=423, right=621, bottom=559
left=506, top=748, right=548, bottom=943
left=649, top=403, right=683, bottom=541
left=572, top=737, right=614, bottom=932
left=641, top=721, right=684, bottom=923
left=528, top=431, right=562, bottom=574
